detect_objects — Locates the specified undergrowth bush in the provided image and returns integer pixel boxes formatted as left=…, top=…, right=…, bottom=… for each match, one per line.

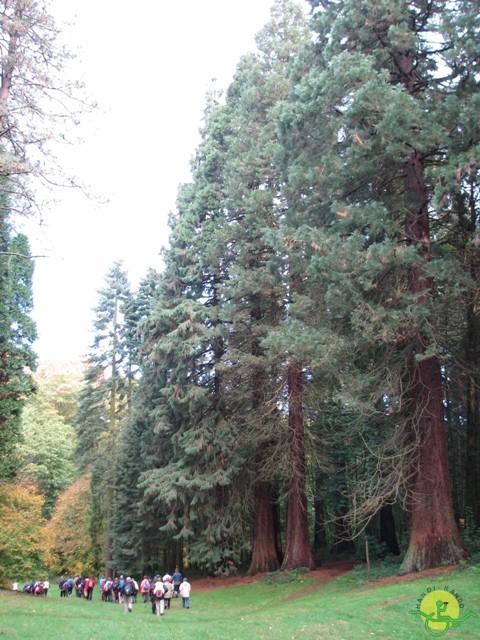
left=259, top=567, right=310, bottom=586
left=347, top=555, right=404, bottom=584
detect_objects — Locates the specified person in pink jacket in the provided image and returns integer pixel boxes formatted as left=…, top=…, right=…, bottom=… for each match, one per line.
left=178, top=577, right=191, bottom=608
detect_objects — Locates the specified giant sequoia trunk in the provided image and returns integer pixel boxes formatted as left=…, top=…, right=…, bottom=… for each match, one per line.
left=248, top=477, right=281, bottom=574
left=400, top=352, right=467, bottom=573
left=281, top=361, right=315, bottom=570
left=399, top=147, right=468, bottom=573
left=248, top=298, right=282, bottom=574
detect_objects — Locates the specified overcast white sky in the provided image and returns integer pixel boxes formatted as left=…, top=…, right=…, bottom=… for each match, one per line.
left=27, top=0, right=309, bottom=363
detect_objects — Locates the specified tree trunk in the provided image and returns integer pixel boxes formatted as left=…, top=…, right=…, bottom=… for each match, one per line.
left=281, top=361, right=315, bottom=570
left=247, top=293, right=282, bottom=574
left=400, top=353, right=468, bottom=573
left=104, top=510, right=113, bottom=578
left=399, top=147, right=468, bottom=573
left=248, top=478, right=281, bottom=574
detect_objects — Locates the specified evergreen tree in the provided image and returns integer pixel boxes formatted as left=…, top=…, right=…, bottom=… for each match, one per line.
left=0, top=215, right=36, bottom=479
left=137, top=92, right=254, bottom=572
left=110, top=268, right=163, bottom=575
left=218, top=0, right=314, bottom=572
left=432, top=1, right=480, bottom=530
left=75, top=261, right=136, bottom=574
left=276, top=0, right=471, bottom=572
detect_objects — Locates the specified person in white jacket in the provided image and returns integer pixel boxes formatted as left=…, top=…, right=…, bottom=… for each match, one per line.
left=152, top=578, right=165, bottom=616
left=178, top=577, right=191, bottom=609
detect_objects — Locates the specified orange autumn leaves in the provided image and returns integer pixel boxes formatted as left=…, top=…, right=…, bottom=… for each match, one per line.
left=0, top=474, right=94, bottom=581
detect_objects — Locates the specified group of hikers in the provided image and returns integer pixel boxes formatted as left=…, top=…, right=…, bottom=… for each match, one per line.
left=137, top=572, right=192, bottom=615
left=58, top=575, right=95, bottom=599
left=19, top=579, right=49, bottom=596
left=55, top=568, right=191, bottom=614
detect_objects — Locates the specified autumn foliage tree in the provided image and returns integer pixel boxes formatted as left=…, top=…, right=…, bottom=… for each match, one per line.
left=42, top=473, right=94, bottom=577
left=0, top=482, right=44, bottom=580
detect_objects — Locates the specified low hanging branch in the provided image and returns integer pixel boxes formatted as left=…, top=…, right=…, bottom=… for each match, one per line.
left=0, top=251, right=46, bottom=259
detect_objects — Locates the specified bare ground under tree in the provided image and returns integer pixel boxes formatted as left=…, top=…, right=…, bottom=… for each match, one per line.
left=189, top=560, right=459, bottom=598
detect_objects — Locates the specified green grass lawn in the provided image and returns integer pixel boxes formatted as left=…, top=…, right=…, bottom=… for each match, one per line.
left=1, top=564, right=478, bottom=639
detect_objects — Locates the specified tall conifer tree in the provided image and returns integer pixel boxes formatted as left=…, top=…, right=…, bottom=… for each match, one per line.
left=138, top=96, right=252, bottom=572
left=110, top=268, right=163, bottom=575
left=0, top=214, right=36, bottom=479
left=75, top=261, right=135, bottom=574
left=433, top=1, right=480, bottom=530
left=218, top=0, right=314, bottom=572
left=277, top=0, right=470, bottom=571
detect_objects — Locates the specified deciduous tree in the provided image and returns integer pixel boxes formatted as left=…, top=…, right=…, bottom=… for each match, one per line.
left=42, top=473, right=94, bottom=577
left=0, top=482, right=44, bottom=579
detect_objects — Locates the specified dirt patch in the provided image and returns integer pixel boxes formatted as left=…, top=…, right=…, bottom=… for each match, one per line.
left=281, top=560, right=357, bottom=601
left=189, top=561, right=460, bottom=597
left=190, top=560, right=357, bottom=596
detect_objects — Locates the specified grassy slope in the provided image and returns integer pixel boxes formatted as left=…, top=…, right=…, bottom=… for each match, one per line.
left=0, top=565, right=478, bottom=639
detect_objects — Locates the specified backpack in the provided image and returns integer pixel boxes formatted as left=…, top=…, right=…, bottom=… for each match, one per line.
left=124, top=583, right=133, bottom=596
left=154, top=585, right=164, bottom=598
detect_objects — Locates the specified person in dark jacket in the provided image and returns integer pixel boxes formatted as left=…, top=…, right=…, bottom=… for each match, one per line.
left=121, top=577, right=136, bottom=613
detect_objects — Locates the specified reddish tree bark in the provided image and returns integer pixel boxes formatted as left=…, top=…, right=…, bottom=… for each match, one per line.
left=388, top=33, right=469, bottom=573
left=248, top=478, right=281, bottom=574
left=400, top=352, right=468, bottom=573
left=281, top=361, right=315, bottom=570
left=247, top=295, right=282, bottom=574
left=398, top=147, right=468, bottom=573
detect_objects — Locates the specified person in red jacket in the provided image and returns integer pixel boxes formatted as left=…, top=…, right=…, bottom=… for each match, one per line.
left=84, top=576, right=95, bottom=600
left=139, top=576, right=151, bottom=603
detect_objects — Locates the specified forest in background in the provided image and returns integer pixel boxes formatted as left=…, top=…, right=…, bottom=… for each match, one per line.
left=1, top=0, right=479, bottom=582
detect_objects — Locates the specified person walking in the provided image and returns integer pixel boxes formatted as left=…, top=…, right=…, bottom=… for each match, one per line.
left=84, top=576, right=95, bottom=600
left=140, top=576, right=151, bottom=603
left=164, top=578, right=174, bottom=609
left=172, top=567, right=182, bottom=597
left=179, top=577, right=191, bottom=609
left=152, top=576, right=165, bottom=616
left=122, top=577, right=136, bottom=613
